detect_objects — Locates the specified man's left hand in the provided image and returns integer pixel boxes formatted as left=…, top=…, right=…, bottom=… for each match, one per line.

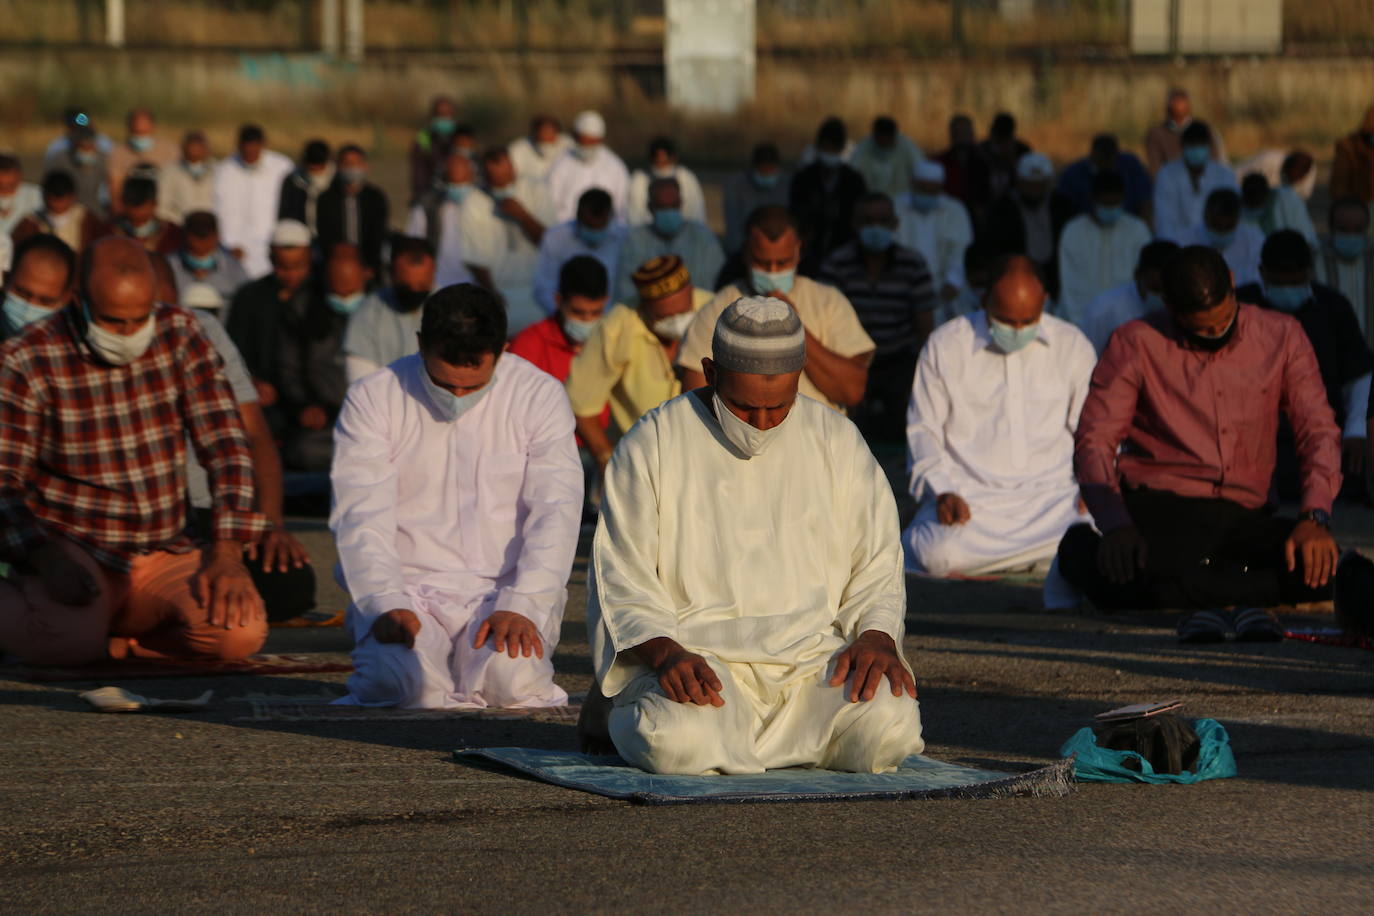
left=245, top=524, right=312, bottom=573
left=828, top=630, right=917, bottom=703
left=1285, top=519, right=1339, bottom=590
left=193, top=546, right=266, bottom=629
left=473, top=611, right=544, bottom=659
left=298, top=405, right=329, bottom=431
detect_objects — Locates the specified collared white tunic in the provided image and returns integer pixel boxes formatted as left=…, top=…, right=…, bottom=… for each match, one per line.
left=895, top=193, right=974, bottom=293
left=1151, top=159, right=1237, bottom=243
left=531, top=220, right=625, bottom=315
left=211, top=150, right=294, bottom=278
left=508, top=134, right=574, bottom=182
left=627, top=165, right=707, bottom=227
left=458, top=179, right=555, bottom=336
left=546, top=147, right=631, bottom=224
left=1179, top=221, right=1265, bottom=290
left=331, top=353, right=582, bottom=708
left=1056, top=213, right=1152, bottom=326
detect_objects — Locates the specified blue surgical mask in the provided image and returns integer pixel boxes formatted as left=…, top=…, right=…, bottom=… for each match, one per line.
left=1263, top=282, right=1311, bottom=312
left=1095, top=205, right=1124, bottom=226
left=817, top=151, right=844, bottom=168
left=430, top=117, right=456, bottom=136
left=651, top=208, right=684, bottom=237
left=751, top=170, right=780, bottom=190
left=1333, top=233, right=1367, bottom=261
left=1207, top=228, right=1236, bottom=250
left=129, top=135, right=154, bottom=153
left=421, top=362, right=493, bottom=422
left=575, top=223, right=608, bottom=248
left=988, top=317, right=1040, bottom=354
left=490, top=186, right=515, bottom=202
left=573, top=144, right=600, bottom=162
left=124, top=220, right=157, bottom=239
left=751, top=266, right=796, bottom=295
left=186, top=161, right=208, bottom=178
left=340, top=167, right=367, bottom=185
left=1182, top=145, right=1210, bottom=168
left=909, top=191, right=940, bottom=213
left=327, top=292, right=365, bottom=316
left=75, top=149, right=98, bottom=166
left=3, top=292, right=56, bottom=334
left=562, top=315, right=599, bottom=343
left=445, top=182, right=472, bottom=204
left=183, top=251, right=217, bottom=271
left=858, top=224, right=894, bottom=252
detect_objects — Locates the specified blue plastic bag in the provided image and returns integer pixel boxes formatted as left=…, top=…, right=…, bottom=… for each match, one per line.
left=1059, top=717, right=1238, bottom=784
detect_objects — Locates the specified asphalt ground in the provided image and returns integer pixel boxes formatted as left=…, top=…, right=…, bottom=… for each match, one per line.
left=2, top=504, right=1373, bottom=913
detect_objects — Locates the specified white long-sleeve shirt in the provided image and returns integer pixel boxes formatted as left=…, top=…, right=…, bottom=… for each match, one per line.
left=212, top=151, right=293, bottom=278
left=546, top=147, right=631, bottom=223
left=1152, top=159, right=1237, bottom=243
left=508, top=134, right=574, bottom=182
left=1055, top=213, right=1152, bottom=325
left=532, top=219, right=624, bottom=315
left=1179, top=221, right=1265, bottom=289
left=331, top=352, right=582, bottom=643
left=1242, top=185, right=1318, bottom=248
left=0, top=181, right=42, bottom=238
left=895, top=193, right=973, bottom=293
left=456, top=178, right=554, bottom=334
left=405, top=199, right=475, bottom=289
left=627, top=165, right=707, bottom=227
left=1080, top=281, right=1154, bottom=355
left=906, top=311, right=1096, bottom=504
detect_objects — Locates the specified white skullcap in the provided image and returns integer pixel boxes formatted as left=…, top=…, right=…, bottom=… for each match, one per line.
left=1016, top=152, right=1054, bottom=181
left=912, top=159, right=945, bottom=184
left=270, top=218, right=311, bottom=248
left=573, top=111, right=606, bottom=140
left=181, top=282, right=224, bottom=310
left=711, top=296, right=806, bottom=375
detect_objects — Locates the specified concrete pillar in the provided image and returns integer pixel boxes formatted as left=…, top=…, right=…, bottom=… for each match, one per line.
left=321, top=0, right=340, bottom=56
left=665, top=0, right=755, bottom=115
left=105, top=0, right=125, bottom=48
left=344, top=0, right=363, bottom=62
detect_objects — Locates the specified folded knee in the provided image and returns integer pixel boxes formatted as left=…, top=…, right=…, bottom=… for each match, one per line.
left=907, top=528, right=964, bottom=577
left=610, top=699, right=744, bottom=775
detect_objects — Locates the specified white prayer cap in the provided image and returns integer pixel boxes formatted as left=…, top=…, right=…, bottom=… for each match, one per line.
left=712, top=296, right=806, bottom=376
left=270, top=218, right=311, bottom=248
left=1016, top=152, right=1054, bottom=182
left=181, top=282, right=224, bottom=310
left=573, top=111, right=606, bottom=140
left=912, top=160, right=945, bottom=184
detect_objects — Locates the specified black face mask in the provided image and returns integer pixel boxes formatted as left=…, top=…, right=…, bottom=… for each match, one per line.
left=1181, top=313, right=1238, bottom=352
left=394, top=287, right=430, bottom=312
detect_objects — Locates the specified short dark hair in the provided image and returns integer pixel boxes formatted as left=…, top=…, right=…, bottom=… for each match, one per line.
left=1161, top=245, right=1232, bottom=313
left=1330, top=195, right=1371, bottom=229
left=337, top=143, right=366, bottom=161
left=418, top=283, right=507, bottom=365
left=390, top=235, right=435, bottom=264
left=41, top=170, right=76, bottom=198
left=745, top=205, right=799, bottom=241
left=481, top=146, right=510, bottom=166
left=1090, top=133, right=1119, bottom=159
left=10, top=232, right=76, bottom=287
left=454, top=123, right=476, bottom=140
left=873, top=116, right=897, bottom=139
left=816, top=117, right=846, bottom=149
left=303, top=139, right=330, bottom=166
left=184, top=210, right=219, bottom=238
left=990, top=112, right=1016, bottom=139
left=530, top=113, right=560, bottom=132
left=1282, top=150, right=1314, bottom=183
left=0, top=154, right=19, bottom=173
left=1240, top=172, right=1270, bottom=205
left=238, top=124, right=265, bottom=146
left=751, top=143, right=780, bottom=168
left=576, top=188, right=613, bottom=221
left=121, top=176, right=157, bottom=207
left=648, top=135, right=676, bottom=158
left=1091, top=170, right=1126, bottom=198
left=1181, top=120, right=1211, bottom=147
left=1260, top=229, right=1314, bottom=273
left=1136, top=240, right=1180, bottom=276
left=1204, top=188, right=1241, bottom=220
left=558, top=255, right=608, bottom=300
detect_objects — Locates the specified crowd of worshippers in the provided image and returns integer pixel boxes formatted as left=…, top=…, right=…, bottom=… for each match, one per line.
left=3, top=89, right=1374, bottom=773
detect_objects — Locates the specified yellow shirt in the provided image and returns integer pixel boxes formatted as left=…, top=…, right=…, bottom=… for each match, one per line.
left=674, top=277, right=875, bottom=412
left=566, top=288, right=712, bottom=433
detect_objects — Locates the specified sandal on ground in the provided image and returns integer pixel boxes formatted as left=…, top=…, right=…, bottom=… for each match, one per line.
left=1177, top=609, right=1231, bottom=644
left=1233, top=607, right=1284, bottom=643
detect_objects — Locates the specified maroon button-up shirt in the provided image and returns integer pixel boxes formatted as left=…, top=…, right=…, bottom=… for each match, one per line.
left=1075, top=304, right=1341, bottom=533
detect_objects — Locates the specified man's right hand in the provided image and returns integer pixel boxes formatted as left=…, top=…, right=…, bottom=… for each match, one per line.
left=372, top=609, right=421, bottom=649
left=298, top=405, right=329, bottom=430
left=633, top=636, right=725, bottom=707
left=936, top=493, right=971, bottom=526
left=1098, top=525, right=1148, bottom=584
left=254, top=380, right=278, bottom=407
left=31, top=542, right=100, bottom=607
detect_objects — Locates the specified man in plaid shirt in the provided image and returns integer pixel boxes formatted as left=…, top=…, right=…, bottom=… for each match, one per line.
left=0, top=236, right=269, bottom=665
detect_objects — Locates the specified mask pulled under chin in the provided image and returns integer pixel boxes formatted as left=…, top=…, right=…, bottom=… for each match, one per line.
left=83, top=302, right=156, bottom=366
left=713, top=391, right=789, bottom=458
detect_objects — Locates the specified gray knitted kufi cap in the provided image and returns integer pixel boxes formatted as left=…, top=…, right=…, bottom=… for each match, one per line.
left=711, top=296, right=806, bottom=375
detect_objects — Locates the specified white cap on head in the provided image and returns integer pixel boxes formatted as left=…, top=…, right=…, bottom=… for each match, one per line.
left=913, top=160, right=945, bottom=184
left=181, top=282, right=224, bottom=310
left=270, top=218, right=311, bottom=249
left=712, top=296, right=806, bottom=375
left=573, top=110, right=606, bottom=141
left=1016, top=152, right=1054, bottom=182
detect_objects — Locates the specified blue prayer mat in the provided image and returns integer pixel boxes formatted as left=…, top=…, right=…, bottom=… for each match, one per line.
left=454, top=747, right=1076, bottom=805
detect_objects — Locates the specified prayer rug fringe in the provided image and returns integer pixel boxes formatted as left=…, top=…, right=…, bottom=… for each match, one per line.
left=16, top=653, right=353, bottom=682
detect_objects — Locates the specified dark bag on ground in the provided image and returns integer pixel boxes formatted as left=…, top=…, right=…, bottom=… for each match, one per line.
left=1091, top=714, right=1200, bottom=775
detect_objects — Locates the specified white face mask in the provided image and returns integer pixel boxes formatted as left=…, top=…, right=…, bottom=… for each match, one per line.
left=713, top=390, right=789, bottom=458
left=650, top=309, right=694, bottom=341
left=84, top=302, right=156, bottom=366
left=421, top=359, right=494, bottom=422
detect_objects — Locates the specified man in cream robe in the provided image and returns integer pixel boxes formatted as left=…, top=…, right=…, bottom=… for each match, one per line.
left=331, top=284, right=582, bottom=708
left=586, top=296, right=924, bottom=775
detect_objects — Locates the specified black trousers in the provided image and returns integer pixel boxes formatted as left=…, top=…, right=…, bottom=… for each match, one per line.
left=1057, top=487, right=1332, bottom=610
left=855, top=350, right=918, bottom=445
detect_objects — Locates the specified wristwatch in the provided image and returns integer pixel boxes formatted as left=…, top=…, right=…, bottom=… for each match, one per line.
left=1298, top=508, right=1331, bottom=529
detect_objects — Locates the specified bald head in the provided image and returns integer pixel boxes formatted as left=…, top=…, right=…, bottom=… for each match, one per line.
left=984, top=255, right=1046, bottom=327
left=83, top=237, right=157, bottom=333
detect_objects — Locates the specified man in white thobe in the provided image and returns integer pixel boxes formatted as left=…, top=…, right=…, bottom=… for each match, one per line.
left=508, top=115, right=574, bottom=183
left=905, top=256, right=1096, bottom=578
left=1240, top=172, right=1317, bottom=248
left=627, top=136, right=707, bottom=227
left=616, top=177, right=724, bottom=306
left=1055, top=171, right=1151, bottom=325
left=0, top=155, right=42, bottom=239
left=533, top=188, right=624, bottom=315
left=1315, top=198, right=1374, bottom=342
left=158, top=131, right=216, bottom=224
left=849, top=116, right=923, bottom=199
left=342, top=237, right=437, bottom=382
left=332, top=283, right=581, bottom=708
left=212, top=125, right=293, bottom=278
left=1080, top=240, right=1179, bottom=354
left=405, top=152, right=477, bottom=289
left=1180, top=189, right=1264, bottom=290
left=585, top=296, right=924, bottom=775
left=1152, top=121, right=1236, bottom=244
left=896, top=161, right=974, bottom=306
left=546, top=110, right=630, bottom=224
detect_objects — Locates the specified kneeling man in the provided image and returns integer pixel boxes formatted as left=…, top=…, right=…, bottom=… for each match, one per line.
left=587, top=297, right=923, bottom=775
left=331, top=284, right=582, bottom=708
left=904, top=255, right=1096, bottom=577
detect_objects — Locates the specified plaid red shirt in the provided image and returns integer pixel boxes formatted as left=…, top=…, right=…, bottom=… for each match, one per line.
left=0, top=303, right=268, bottom=571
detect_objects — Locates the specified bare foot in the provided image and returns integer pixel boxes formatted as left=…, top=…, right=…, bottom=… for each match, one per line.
left=577, top=681, right=617, bottom=756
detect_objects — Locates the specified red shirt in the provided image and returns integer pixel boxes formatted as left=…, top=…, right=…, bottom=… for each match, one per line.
left=1075, top=304, right=1341, bottom=533
left=509, top=317, right=610, bottom=436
